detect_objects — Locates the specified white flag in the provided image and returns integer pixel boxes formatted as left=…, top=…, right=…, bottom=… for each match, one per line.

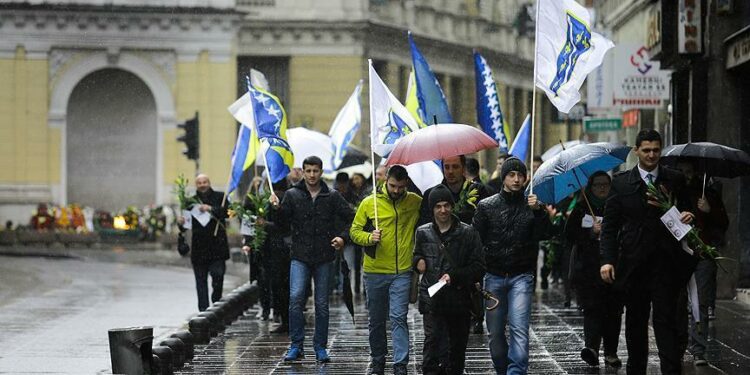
left=535, top=0, right=614, bottom=113
left=329, top=80, right=363, bottom=170
left=369, top=60, right=442, bottom=193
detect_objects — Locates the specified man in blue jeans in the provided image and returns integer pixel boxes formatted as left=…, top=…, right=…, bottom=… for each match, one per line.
left=472, top=157, right=553, bottom=374
left=350, top=166, right=422, bottom=375
left=269, top=156, right=353, bottom=363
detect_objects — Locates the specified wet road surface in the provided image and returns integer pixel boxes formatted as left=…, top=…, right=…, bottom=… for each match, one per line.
left=0, top=254, right=238, bottom=374
left=177, top=288, right=750, bottom=374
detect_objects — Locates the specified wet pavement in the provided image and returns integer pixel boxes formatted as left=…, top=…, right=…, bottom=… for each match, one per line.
left=177, top=287, right=750, bottom=374
left=0, top=254, right=239, bottom=374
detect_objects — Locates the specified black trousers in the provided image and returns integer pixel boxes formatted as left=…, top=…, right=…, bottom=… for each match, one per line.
left=268, top=248, right=291, bottom=325
left=422, top=312, right=471, bottom=375
left=582, top=293, right=623, bottom=355
left=193, top=259, right=226, bottom=311
left=689, top=258, right=717, bottom=356
left=625, top=274, right=685, bottom=375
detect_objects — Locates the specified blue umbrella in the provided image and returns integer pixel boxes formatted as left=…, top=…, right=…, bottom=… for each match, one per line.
left=527, top=142, right=631, bottom=204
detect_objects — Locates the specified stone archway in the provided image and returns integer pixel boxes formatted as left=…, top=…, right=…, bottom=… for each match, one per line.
left=66, top=68, right=157, bottom=211
left=48, top=51, right=176, bottom=206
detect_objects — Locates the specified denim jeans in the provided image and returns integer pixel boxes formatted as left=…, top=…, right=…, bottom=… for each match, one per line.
left=193, top=259, right=226, bottom=311
left=364, top=272, right=411, bottom=366
left=484, top=272, right=534, bottom=374
left=289, top=259, right=333, bottom=351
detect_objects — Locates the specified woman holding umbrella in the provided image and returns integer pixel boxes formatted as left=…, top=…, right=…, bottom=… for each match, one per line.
left=565, top=171, right=623, bottom=368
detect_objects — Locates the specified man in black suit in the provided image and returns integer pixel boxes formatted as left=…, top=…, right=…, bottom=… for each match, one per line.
left=599, top=129, right=697, bottom=374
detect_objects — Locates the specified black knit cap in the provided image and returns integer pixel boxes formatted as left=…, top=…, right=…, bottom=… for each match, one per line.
left=501, top=156, right=528, bottom=181
left=428, top=184, right=454, bottom=211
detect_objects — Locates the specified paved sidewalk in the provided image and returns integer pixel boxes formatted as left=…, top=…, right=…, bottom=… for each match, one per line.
left=176, top=287, right=750, bottom=374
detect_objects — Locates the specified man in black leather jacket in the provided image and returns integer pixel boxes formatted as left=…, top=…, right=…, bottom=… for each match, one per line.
left=472, top=157, right=553, bottom=374
left=414, top=185, right=484, bottom=375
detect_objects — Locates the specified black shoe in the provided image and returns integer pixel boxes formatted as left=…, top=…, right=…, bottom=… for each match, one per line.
left=261, top=309, right=270, bottom=321
left=472, top=321, right=484, bottom=334
left=564, top=300, right=571, bottom=308
left=581, top=347, right=599, bottom=366
left=270, top=323, right=288, bottom=334
left=368, top=362, right=385, bottom=375
left=604, top=354, right=622, bottom=368
left=393, top=363, right=407, bottom=375
left=694, top=354, right=708, bottom=366
left=541, top=279, right=549, bottom=290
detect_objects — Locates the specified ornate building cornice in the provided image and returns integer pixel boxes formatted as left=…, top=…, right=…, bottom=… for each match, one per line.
left=0, top=7, right=241, bottom=62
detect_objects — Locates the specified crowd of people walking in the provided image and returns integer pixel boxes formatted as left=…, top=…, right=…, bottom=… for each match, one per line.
left=181, top=129, right=728, bottom=375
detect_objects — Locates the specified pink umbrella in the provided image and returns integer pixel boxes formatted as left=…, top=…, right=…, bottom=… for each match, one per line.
left=385, top=123, right=498, bottom=166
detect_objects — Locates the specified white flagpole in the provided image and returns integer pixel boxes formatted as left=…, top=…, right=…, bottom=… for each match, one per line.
left=368, top=59, right=379, bottom=230
left=529, top=0, right=541, bottom=195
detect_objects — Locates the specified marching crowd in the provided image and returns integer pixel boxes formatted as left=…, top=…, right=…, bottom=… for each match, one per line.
left=180, top=128, right=728, bottom=375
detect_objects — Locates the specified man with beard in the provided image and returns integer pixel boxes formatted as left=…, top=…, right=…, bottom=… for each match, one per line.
left=351, top=165, right=422, bottom=375
left=178, top=174, right=230, bottom=312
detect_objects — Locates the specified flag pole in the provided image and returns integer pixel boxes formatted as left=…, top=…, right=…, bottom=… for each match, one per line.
left=529, top=0, right=541, bottom=195
left=367, top=59, right=379, bottom=230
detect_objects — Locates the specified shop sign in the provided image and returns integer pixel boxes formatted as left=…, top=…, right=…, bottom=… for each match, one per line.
left=622, top=109, right=640, bottom=128
left=678, top=0, right=702, bottom=54
left=726, top=26, right=750, bottom=69
left=612, top=44, right=671, bottom=109
left=584, top=117, right=622, bottom=132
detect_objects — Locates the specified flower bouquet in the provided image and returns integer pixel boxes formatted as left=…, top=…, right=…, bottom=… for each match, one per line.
left=645, top=183, right=720, bottom=260
left=229, top=190, right=271, bottom=251
left=173, top=174, right=201, bottom=210
left=453, top=180, right=479, bottom=215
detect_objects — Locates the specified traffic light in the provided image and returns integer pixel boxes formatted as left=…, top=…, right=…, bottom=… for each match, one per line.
left=177, top=112, right=199, bottom=161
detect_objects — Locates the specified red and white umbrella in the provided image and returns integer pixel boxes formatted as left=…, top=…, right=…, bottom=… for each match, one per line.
left=384, top=123, right=498, bottom=166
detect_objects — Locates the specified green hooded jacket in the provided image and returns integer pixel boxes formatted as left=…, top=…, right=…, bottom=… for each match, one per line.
left=350, top=184, right=422, bottom=274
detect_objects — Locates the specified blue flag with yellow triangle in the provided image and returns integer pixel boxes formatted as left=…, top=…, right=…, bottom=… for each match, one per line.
left=408, top=31, right=453, bottom=124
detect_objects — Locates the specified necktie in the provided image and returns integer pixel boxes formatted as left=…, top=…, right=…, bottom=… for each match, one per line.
left=647, top=174, right=654, bottom=185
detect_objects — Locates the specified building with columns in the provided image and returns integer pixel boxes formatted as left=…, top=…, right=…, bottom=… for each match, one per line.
left=0, top=0, right=241, bottom=220
left=1, top=0, right=571, bottom=223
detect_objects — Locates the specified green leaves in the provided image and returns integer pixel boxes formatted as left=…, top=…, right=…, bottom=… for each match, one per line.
left=173, top=174, right=201, bottom=210
left=229, top=190, right=271, bottom=250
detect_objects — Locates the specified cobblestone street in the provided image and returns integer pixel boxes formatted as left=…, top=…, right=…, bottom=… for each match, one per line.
left=176, top=287, right=750, bottom=374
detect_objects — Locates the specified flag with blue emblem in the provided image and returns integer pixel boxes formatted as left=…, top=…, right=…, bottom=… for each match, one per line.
left=408, top=32, right=453, bottom=124
left=247, top=77, right=288, bottom=140
left=328, top=80, right=362, bottom=170
left=474, top=52, right=511, bottom=151
left=369, top=60, right=442, bottom=193
left=509, top=114, right=531, bottom=163
left=535, top=0, right=614, bottom=113
left=263, top=136, right=294, bottom=183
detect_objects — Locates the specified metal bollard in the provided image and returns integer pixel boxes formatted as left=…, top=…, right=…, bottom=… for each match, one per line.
left=196, top=311, right=221, bottom=336
left=151, top=346, right=174, bottom=375
left=108, top=326, right=153, bottom=375
left=170, top=331, right=194, bottom=360
left=159, top=338, right=186, bottom=369
left=188, top=317, right=210, bottom=344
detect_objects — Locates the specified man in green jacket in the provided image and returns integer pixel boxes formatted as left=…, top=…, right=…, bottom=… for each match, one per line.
left=351, top=165, right=422, bottom=375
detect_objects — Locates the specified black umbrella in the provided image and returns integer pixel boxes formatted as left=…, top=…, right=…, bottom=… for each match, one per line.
left=337, top=147, right=368, bottom=169
left=661, top=142, right=750, bottom=178
left=340, top=258, right=355, bottom=324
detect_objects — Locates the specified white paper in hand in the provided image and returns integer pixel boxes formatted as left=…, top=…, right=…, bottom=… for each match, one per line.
left=660, top=206, right=691, bottom=241
left=240, top=216, right=257, bottom=236
left=581, top=214, right=603, bottom=228
left=191, top=205, right=211, bottom=227
left=182, top=209, right=192, bottom=230
left=428, top=279, right=447, bottom=298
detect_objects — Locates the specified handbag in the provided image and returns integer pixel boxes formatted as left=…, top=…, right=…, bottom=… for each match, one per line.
left=177, top=232, right=190, bottom=257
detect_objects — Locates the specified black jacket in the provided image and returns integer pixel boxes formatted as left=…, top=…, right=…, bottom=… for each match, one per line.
left=472, top=190, right=551, bottom=276
left=271, top=180, right=353, bottom=265
left=600, top=166, right=696, bottom=289
left=413, top=217, right=485, bottom=315
left=190, top=189, right=230, bottom=265
left=566, top=200, right=608, bottom=307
